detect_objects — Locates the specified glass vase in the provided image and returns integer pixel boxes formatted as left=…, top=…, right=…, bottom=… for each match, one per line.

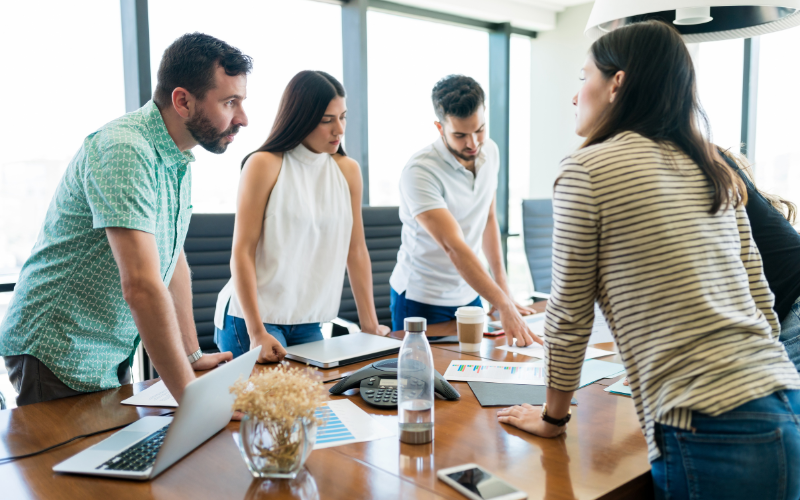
left=238, top=414, right=317, bottom=479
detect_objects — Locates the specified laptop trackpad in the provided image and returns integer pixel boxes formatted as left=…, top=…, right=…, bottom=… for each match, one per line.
left=93, top=431, right=149, bottom=451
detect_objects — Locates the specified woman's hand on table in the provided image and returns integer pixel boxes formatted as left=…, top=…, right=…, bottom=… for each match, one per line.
left=251, top=331, right=287, bottom=363
left=497, top=404, right=566, bottom=438
left=363, top=324, right=391, bottom=336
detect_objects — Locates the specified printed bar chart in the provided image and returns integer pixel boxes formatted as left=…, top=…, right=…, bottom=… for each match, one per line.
left=444, top=360, right=545, bottom=385
left=315, top=407, right=355, bottom=445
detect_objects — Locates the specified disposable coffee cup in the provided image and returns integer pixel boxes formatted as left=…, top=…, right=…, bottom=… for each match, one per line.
left=455, top=306, right=485, bottom=351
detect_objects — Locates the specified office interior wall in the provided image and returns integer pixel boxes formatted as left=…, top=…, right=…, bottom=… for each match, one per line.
left=528, top=2, right=594, bottom=200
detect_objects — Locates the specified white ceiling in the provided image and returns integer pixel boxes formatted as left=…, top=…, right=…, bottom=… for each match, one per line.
left=511, top=0, right=593, bottom=10
left=388, top=0, right=593, bottom=31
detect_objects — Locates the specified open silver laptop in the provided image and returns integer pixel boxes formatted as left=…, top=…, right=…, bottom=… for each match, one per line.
left=284, top=332, right=402, bottom=368
left=53, top=347, right=259, bottom=480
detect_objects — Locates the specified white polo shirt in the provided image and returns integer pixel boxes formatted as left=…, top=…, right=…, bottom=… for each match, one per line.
left=390, top=137, right=499, bottom=306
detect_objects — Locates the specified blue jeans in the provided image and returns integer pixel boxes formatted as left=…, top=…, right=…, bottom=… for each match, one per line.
left=780, top=297, right=800, bottom=372
left=390, top=288, right=482, bottom=332
left=215, top=313, right=322, bottom=359
left=651, top=390, right=800, bottom=500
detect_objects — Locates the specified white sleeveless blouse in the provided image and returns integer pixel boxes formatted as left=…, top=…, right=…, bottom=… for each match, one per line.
left=214, top=144, right=353, bottom=326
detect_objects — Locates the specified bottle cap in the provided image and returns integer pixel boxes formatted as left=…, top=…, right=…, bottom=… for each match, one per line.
left=404, top=317, right=427, bottom=332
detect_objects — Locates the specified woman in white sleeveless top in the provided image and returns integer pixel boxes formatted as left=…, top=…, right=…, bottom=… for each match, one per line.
left=214, top=71, right=389, bottom=362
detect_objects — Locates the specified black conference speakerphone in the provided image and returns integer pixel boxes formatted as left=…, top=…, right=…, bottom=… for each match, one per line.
left=360, top=377, right=399, bottom=408
left=329, top=358, right=460, bottom=409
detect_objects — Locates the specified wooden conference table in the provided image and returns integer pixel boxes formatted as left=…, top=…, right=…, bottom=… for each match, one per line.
left=0, top=311, right=653, bottom=499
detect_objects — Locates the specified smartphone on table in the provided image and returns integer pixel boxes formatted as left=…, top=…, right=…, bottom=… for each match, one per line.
left=437, top=463, right=527, bottom=500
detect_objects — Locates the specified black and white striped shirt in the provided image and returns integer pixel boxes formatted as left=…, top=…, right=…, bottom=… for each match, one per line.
left=543, top=132, right=800, bottom=460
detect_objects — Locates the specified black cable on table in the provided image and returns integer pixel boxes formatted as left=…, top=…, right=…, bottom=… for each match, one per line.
left=0, top=411, right=175, bottom=464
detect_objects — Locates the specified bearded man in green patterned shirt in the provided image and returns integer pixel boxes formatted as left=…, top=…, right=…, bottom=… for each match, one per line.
left=0, top=33, right=250, bottom=406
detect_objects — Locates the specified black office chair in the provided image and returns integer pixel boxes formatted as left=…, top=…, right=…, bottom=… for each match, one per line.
left=183, top=213, right=236, bottom=354
left=335, top=206, right=402, bottom=335
left=521, top=199, right=554, bottom=301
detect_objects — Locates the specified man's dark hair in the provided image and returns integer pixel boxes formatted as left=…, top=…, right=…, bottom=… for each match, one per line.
left=153, top=32, right=253, bottom=108
left=431, top=75, right=485, bottom=122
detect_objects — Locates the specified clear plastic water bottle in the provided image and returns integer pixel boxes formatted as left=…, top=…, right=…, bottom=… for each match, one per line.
left=398, top=317, right=434, bottom=444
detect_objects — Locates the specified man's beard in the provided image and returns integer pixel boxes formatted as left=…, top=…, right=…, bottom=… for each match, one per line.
left=186, top=109, right=239, bottom=154
left=443, top=135, right=480, bottom=163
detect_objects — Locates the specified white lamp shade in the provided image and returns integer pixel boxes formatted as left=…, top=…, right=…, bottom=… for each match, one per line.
left=586, top=1, right=800, bottom=42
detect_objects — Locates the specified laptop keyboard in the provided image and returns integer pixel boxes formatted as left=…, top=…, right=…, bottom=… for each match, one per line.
left=96, top=424, right=171, bottom=472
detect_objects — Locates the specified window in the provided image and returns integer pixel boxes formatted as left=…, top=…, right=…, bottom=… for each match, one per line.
left=690, top=39, right=744, bottom=153
left=148, top=0, right=343, bottom=214
left=0, top=1, right=125, bottom=276
left=507, top=35, right=534, bottom=300
left=366, top=11, right=490, bottom=207
left=754, top=27, right=800, bottom=209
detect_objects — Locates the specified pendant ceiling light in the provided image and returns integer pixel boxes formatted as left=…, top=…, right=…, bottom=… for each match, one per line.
left=586, top=1, right=800, bottom=42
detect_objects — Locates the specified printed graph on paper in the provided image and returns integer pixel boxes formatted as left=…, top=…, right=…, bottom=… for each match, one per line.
left=311, top=400, right=395, bottom=450
left=443, top=360, right=545, bottom=385
left=315, top=406, right=355, bottom=445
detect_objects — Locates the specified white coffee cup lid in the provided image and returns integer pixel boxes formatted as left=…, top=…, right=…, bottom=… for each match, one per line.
left=455, top=306, right=485, bottom=321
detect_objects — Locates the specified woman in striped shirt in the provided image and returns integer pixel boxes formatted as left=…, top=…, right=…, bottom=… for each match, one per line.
left=497, top=21, right=800, bottom=500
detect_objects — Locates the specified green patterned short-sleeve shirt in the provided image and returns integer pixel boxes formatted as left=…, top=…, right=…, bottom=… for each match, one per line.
left=0, top=100, right=194, bottom=392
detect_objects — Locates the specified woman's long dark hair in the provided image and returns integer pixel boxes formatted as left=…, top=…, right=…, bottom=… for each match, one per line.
left=583, top=20, right=746, bottom=214
left=242, top=70, right=346, bottom=168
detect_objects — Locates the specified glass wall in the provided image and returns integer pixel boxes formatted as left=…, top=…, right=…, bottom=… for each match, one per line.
left=754, top=27, right=800, bottom=211
left=366, top=11, right=490, bottom=207
left=149, top=0, right=343, bottom=214
left=691, top=38, right=744, bottom=153
left=0, top=0, right=125, bottom=276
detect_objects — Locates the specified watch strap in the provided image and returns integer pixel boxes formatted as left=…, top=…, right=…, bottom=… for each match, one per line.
left=188, top=348, right=204, bottom=365
left=541, top=403, right=571, bottom=427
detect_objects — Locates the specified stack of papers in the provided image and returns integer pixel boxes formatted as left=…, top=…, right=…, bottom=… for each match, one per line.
left=443, top=359, right=624, bottom=389
left=489, top=304, right=615, bottom=345
left=444, top=360, right=545, bottom=385
left=497, top=344, right=615, bottom=360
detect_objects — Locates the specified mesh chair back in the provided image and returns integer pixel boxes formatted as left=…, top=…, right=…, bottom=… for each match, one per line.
left=338, top=206, right=402, bottom=327
left=184, top=213, right=235, bottom=353
left=522, top=199, right=554, bottom=294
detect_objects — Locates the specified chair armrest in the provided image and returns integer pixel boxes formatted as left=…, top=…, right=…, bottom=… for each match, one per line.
left=331, top=317, right=361, bottom=334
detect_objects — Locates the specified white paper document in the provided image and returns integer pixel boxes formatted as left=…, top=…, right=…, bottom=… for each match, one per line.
left=443, top=360, right=545, bottom=386
left=490, top=304, right=615, bottom=345
left=578, top=360, right=624, bottom=388
left=604, top=377, right=632, bottom=396
left=496, top=344, right=616, bottom=360
left=121, top=380, right=178, bottom=407
left=314, top=399, right=394, bottom=449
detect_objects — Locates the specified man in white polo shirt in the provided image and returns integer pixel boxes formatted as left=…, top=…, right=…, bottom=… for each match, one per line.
left=389, top=75, right=540, bottom=346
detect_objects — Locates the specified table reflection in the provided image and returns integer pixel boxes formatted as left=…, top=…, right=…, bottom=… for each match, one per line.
left=541, top=435, right=577, bottom=500
left=243, top=468, right=319, bottom=500
left=399, top=441, right=434, bottom=474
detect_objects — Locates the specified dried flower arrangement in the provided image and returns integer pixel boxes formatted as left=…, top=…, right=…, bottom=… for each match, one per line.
left=231, top=364, right=327, bottom=473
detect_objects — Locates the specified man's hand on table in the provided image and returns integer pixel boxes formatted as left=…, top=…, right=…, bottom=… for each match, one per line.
left=497, top=404, right=566, bottom=438
left=489, top=300, right=536, bottom=317
left=191, top=351, right=234, bottom=371
left=498, top=304, right=542, bottom=347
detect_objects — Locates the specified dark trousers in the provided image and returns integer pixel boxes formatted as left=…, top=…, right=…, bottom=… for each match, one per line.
left=4, top=354, right=131, bottom=407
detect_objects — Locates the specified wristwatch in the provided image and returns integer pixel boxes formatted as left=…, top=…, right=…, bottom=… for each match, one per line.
left=541, top=403, right=571, bottom=427
left=187, top=348, right=204, bottom=365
